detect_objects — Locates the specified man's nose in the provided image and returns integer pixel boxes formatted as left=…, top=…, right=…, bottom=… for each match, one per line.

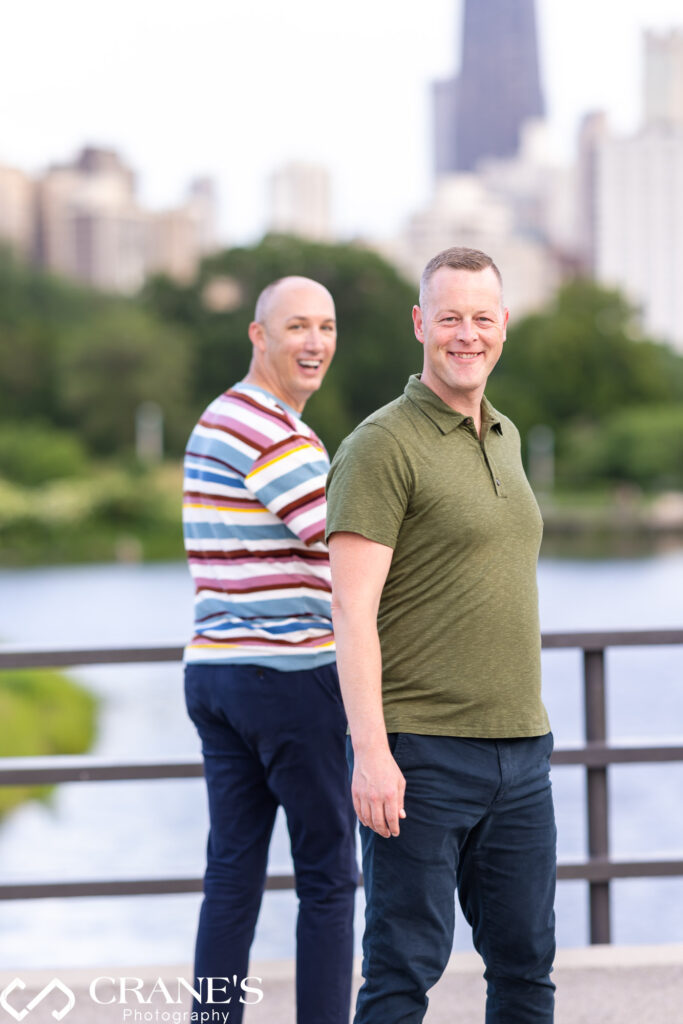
left=303, top=327, right=324, bottom=348
left=455, top=318, right=477, bottom=343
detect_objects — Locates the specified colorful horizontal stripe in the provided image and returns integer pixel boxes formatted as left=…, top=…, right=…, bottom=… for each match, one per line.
left=183, top=383, right=335, bottom=669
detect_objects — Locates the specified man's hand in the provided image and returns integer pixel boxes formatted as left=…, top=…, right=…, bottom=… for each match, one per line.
left=352, top=742, right=407, bottom=838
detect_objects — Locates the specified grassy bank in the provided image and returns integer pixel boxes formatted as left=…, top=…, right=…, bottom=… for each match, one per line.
left=0, top=463, right=184, bottom=567
left=1, top=463, right=682, bottom=567
left=0, top=668, right=98, bottom=818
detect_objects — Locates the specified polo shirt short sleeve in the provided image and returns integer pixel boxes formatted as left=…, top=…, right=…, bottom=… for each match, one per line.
left=323, top=417, right=412, bottom=550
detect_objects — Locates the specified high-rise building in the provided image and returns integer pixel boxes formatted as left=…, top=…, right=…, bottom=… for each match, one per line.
left=0, top=164, right=35, bottom=259
left=594, top=128, right=683, bottom=352
left=576, top=112, right=610, bottom=271
left=147, top=178, right=218, bottom=284
left=644, top=29, right=683, bottom=129
left=36, top=148, right=148, bottom=292
left=433, top=0, right=545, bottom=174
left=593, top=29, right=683, bottom=352
left=268, top=161, right=331, bottom=241
left=24, top=147, right=219, bottom=293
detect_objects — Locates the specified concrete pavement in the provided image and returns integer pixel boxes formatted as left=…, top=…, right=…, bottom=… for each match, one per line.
left=2, top=944, right=682, bottom=1023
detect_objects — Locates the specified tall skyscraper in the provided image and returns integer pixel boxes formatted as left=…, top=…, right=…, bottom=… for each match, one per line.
left=35, top=147, right=147, bottom=292
left=0, top=165, right=35, bottom=259
left=24, top=147, right=219, bottom=294
left=592, top=29, right=683, bottom=352
left=643, top=29, right=683, bottom=129
left=268, top=161, right=332, bottom=241
left=433, top=0, right=545, bottom=174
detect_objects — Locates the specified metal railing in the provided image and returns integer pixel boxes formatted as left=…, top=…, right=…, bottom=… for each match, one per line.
left=1, top=629, right=683, bottom=944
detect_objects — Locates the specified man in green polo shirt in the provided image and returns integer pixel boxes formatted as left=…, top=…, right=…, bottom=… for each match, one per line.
left=326, top=246, right=556, bottom=1023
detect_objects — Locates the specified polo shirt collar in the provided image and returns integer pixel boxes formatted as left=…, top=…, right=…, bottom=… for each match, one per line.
left=404, top=374, right=503, bottom=436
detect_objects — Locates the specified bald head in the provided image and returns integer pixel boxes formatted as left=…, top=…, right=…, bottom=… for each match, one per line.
left=254, top=276, right=335, bottom=326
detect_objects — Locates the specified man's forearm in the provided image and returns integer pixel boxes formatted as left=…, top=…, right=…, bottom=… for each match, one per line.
left=332, top=600, right=406, bottom=837
left=328, top=532, right=405, bottom=835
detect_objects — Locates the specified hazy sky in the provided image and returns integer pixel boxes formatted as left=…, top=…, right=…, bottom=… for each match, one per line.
left=2, top=0, right=682, bottom=243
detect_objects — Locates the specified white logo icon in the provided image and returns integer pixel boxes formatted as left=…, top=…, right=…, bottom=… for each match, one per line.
left=0, top=979, right=76, bottom=1021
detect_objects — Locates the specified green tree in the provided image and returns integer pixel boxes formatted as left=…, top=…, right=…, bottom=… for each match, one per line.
left=0, top=248, right=100, bottom=425
left=485, top=279, right=683, bottom=489
left=563, top=405, right=683, bottom=490
left=0, top=423, right=89, bottom=485
left=0, top=249, right=197, bottom=457
left=487, top=279, right=683, bottom=437
left=56, top=305, right=195, bottom=455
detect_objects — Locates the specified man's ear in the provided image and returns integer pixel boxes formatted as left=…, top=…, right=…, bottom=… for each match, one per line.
left=502, top=307, right=509, bottom=342
left=412, top=305, right=425, bottom=346
left=248, top=320, right=266, bottom=352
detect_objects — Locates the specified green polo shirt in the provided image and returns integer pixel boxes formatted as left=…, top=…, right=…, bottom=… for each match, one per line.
left=326, top=374, right=550, bottom=738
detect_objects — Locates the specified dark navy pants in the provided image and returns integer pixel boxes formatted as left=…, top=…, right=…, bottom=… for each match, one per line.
left=185, top=662, right=358, bottom=1024
left=350, top=732, right=557, bottom=1024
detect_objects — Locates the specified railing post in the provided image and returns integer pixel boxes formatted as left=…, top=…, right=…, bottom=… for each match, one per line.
left=584, top=647, right=611, bottom=943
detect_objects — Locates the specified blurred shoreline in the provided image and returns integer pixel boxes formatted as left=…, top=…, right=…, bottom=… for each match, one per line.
left=538, top=490, right=683, bottom=558
left=2, top=463, right=682, bottom=567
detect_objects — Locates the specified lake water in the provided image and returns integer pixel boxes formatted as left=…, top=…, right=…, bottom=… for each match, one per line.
left=0, top=551, right=682, bottom=969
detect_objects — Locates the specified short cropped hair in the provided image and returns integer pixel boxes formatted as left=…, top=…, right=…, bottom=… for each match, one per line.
left=419, top=247, right=503, bottom=309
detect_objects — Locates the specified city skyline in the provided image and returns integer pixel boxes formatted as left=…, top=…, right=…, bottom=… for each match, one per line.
left=2, top=0, right=682, bottom=244
left=0, top=145, right=217, bottom=293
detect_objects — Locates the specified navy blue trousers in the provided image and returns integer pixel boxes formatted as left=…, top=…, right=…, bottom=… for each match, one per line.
left=350, top=732, right=557, bottom=1024
left=185, top=662, right=358, bottom=1024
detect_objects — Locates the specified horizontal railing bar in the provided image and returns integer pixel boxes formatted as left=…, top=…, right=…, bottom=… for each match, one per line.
left=0, top=874, right=295, bottom=900
left=0, top=629, right=682, bottom=671
left=541, top=629, right=683, bottom=650
left=0, top=755, right=204, bottom=784
left=550, top=744, right=683, bottom=766
left=4, top=744, right=683, bottom=785
left=557, top=859, right=683, bottom=882
left=0, top=644, right=185, bottom=669
left=0, top=879, right=202, bottom=900
left=3, top=856, right=683, bottom=900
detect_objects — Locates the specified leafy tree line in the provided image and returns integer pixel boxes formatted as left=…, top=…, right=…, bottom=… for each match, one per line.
left=486, top=281, right=683, bottom=490
left=2, top=239, right=683, bottom=493
left=0, top=246, right=192, bottom=474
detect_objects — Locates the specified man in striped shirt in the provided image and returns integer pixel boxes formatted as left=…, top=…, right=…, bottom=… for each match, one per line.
left=183, top=277, right=357, bottom=1024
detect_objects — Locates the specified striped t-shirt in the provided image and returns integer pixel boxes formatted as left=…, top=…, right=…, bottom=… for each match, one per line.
left=182, top=382, right=335, bottom=670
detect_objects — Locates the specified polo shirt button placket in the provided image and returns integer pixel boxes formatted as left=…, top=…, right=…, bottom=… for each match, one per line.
left=487, top=455, right=504, bottom=496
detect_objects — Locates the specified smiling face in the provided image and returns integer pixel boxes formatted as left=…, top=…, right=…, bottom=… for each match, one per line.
left=412, top=266, right=508, bottom=419
left=246, top=277, right=336, bottom=412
